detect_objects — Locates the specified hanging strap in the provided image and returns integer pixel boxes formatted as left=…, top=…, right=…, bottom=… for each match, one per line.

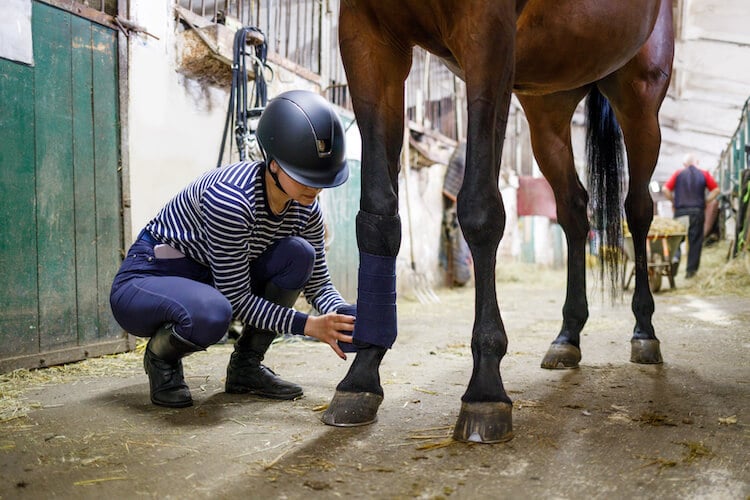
left=217, top=27, right=270, bottom=168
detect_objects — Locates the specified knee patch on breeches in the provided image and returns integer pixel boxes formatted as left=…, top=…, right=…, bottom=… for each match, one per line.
left=272, top=236, right=315, bottom=290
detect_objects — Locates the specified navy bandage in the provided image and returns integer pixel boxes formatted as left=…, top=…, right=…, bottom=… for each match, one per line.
left=353, top=251, right=397, bottom=348
left=336, top=303, right=358, bottom=353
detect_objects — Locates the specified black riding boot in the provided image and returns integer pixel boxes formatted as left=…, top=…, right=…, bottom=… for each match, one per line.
left=144, top=325, right=204, bottom=408
left=225, top=283, right=304, bottom=399
left=225, top=327, right=304, bottom=398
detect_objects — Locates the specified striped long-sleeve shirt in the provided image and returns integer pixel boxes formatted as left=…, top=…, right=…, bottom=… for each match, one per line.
left=144, top=161, right=346, bottom=335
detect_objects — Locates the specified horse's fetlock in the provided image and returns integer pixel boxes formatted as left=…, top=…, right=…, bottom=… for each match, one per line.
left=472, top=337, right=508, bottom=359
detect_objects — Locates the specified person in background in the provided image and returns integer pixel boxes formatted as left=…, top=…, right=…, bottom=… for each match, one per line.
left=662, top=153, right=720, bottom=278
left=110, top=90, right=355, bottom=408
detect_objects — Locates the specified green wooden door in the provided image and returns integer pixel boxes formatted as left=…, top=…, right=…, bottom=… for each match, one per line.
left=0, top=1, right=124, bottom=372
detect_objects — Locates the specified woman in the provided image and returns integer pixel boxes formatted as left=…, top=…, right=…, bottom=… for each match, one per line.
left=110, top=90, right=355, bottom=408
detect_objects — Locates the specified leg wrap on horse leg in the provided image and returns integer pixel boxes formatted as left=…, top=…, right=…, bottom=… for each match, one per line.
left=354, top=211, right=401, bottom=349
left=355, top=252, right=398, bottom=348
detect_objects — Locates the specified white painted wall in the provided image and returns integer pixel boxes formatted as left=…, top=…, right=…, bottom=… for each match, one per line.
left=126, top=0, right=227, bottom=240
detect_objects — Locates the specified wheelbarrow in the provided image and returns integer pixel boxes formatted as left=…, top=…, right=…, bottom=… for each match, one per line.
left=622, top=232, right=685, bottom=292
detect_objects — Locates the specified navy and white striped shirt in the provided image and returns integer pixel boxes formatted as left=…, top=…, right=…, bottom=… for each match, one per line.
left=144, top=161, right=346, bottom=335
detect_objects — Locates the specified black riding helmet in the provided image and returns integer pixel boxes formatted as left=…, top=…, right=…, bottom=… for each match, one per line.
left=256, top=90, right=348, bottom=188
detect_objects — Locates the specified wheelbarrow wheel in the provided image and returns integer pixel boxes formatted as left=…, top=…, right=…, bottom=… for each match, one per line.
left=621, top=256, right=632, bottom=290
left=649, top=254, right=663, bottom=293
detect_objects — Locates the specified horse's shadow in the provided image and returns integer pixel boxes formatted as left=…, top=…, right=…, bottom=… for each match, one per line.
left=508, top=359, right=737, bottom=444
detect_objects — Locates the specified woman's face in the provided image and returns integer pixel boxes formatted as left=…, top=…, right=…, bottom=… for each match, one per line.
left=270, top=161, right=322, bottom=207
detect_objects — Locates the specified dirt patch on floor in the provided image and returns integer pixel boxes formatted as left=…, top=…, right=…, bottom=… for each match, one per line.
left=1, top=245, right=748, bottom=499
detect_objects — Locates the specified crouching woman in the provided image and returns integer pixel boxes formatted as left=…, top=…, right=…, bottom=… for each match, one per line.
left=110, top=90, right=355, bottom=407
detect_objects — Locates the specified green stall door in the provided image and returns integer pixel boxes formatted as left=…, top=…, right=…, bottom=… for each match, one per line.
left=0, top=2, right=124, bottom=372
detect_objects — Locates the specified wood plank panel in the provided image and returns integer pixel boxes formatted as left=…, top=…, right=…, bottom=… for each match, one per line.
left=33, top=2, right=78, bottom=350
left=71, top=16, right=100, bottom=343
left=0, top=58, right=39, bottom=357
left=91, top=24, right=123, bottom=338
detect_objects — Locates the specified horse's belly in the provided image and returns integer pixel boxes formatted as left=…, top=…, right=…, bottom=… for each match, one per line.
left=513, top=0, right=662, bottom=93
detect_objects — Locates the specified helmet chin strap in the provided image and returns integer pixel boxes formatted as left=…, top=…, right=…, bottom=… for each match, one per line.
left=267, top=159, right=287, bottom=195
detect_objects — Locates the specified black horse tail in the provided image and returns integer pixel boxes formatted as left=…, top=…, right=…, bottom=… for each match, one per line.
left=585, top=86, right=625, bottom=298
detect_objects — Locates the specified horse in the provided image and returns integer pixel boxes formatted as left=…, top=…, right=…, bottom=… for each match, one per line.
left=321, top=0, right=674, bottom=443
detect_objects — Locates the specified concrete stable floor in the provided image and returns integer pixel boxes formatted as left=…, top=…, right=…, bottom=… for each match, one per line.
left=1, top=258, right=748, bottom=499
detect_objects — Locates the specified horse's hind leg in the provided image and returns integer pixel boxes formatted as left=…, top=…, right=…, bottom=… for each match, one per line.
left=321, top=7, right=412, bottom=427
left=607, top=93, right=661, bottom=363
left=517, top=89, right=592, bottom=369
left=600, top=1, right=673, bottom=363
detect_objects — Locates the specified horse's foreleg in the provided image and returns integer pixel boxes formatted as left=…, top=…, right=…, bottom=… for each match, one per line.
left=321, top=212, right=401, bottom=426
left=452, top=26, right=517, bottom=443
left=321, top=7, right=412, bottom=427
left=518, top=90, right=591, bottom=369
left=453, top=144, right=513, bottom=442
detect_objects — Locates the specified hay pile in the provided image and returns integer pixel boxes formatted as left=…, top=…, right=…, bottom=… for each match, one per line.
left=623, top=216, right=686, bottom=237
left=694, top=247, right=750, bottom=296
left=0, top=351, right=142, bottom=423
left=0, top=369, right=43, bottom=423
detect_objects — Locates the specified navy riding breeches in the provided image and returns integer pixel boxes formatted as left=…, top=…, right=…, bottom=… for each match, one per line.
left=109, top=231, right=314, bottom=347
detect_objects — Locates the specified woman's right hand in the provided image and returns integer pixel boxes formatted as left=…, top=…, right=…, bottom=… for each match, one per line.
left=303, top=312, right=355, bottom=360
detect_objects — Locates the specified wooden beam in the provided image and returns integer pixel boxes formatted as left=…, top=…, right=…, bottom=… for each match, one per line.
left=0, top=336, right=136, bottom=373
left=39, top=0, right=114, bottom=29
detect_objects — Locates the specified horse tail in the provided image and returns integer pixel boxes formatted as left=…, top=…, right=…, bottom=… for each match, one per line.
left=585, top=86, right=625, bottom=298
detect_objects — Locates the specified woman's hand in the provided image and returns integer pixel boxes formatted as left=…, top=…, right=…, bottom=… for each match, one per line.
left=304, top=312, right=355, bottom=360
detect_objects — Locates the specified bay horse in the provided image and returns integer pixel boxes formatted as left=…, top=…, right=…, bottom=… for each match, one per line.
left=321, top=0, right=674, bottom=443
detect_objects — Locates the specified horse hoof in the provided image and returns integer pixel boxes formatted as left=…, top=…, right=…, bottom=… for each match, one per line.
left=630, top=339, right=663, bottom=364
left=321, top=391, right=383, bottom=427
left=452, top=401, right=513, bottom=443
left=540, top=343, right=581, bottom=369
